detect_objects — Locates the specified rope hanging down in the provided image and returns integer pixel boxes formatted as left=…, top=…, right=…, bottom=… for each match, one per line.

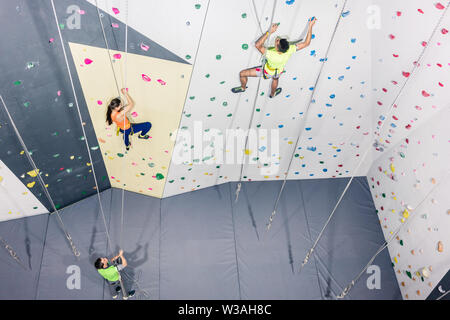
left=93, top=0, right=131, bottom=299
left=0, top=236, right=29, bottom=270
left=94, top=1, right=154, bottom=299
left=301, top=2, right=449, bottom=270
left=0, top=94, right=80, bottom=258
left=213, top=0, right=269, bottom=188
left=337, top=170, right=450, bottom=299
left=266, top=0, right=348, bottom=231
left=235, top=0, right=278, bottom=203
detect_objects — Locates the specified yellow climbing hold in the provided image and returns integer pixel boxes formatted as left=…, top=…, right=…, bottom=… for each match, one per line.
left=27, top=169, right=40, bottom=177
left=27, top=181, right=36, bottom=188
left=390, top=163, right=395, bottom=172
left=245, top=149, right=252, bottom=155
left=403, top=209, right=409, bottom=219
left=393, top=257, right=398, bottom=263
left=20, top=150, right=24, bottom=155
left=0, top=176, right=3, bottom=183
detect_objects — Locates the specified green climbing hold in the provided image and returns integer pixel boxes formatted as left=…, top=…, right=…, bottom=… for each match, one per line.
left=205, top=74, right=210, bottom=78
left=227, top=113, right=232, bottom=117
left=242, top=44, right=249, bottom=50
left=195, top=4, right=201, bottom=9
left=241, top=13, right=247, bottom=18
left=169, top=180, right=174, bottom=183
left=256, top=108, right=260, bottom=112
left=185, top=114, right=191, bottom=118
left=406, top=271, right=412, bottom=279
left=207, top=114, right=212, bottom=117
left=382, top=193, right=386, bottom=198
left=156, top=173, right=164, bottom=180
left=148, top=163, right=155, bottom=168
left=219, top=81, right=225, bottom=84
left=216, top=54, right=222, bottom=60
left=13, top=80, right=22, bottom=86
left=59, top=23, right=65, bottom=29
left=117, top=153, right=124, bottom=157
left=53, top=154, right=60, bottom=158
left=189, top=96, right=195, bottom=100
left=23, top=102, right=30, bottom=107
left=222, top=102, right=228, bottom=106
left=399, top=240, right=403, bottom=246
left=185, top=54, right=191, bottom=60
left=210, top=97, right=216, bottom=101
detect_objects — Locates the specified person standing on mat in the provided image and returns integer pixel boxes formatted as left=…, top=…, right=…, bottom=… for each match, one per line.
left=106, top=88, right=152, bottom=151
left=232, top=17, right=317, bottom=98
left=94, top=249, right=135, bottom=299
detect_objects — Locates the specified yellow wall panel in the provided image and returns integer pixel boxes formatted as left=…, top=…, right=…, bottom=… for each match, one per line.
left=69, top=42, right=192, bottom=198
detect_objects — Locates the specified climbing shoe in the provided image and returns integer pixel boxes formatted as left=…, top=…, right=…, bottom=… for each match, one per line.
left=123, top=290, right=135, bottom=300
left=231, top=86, right=247, bottom=93
left=138, top=134, right=150, bottom=139
left=269, top=87, right=282, bottom=98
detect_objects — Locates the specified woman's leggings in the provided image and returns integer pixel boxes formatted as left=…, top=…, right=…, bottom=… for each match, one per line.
left=119, top=122, right=152, bottom=147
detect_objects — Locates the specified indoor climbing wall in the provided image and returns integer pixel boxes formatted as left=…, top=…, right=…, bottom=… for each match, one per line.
left=0, top=160, right=48, bottom=222
left=0, top=0, right=111, bottom=215
left=367, top=0, right=450, bottom=300
left=162, top=0, right=375, bottom=197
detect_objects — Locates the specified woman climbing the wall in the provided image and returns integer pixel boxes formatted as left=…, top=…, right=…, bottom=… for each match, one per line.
left=106, top=88, right=152, bottom=151
left=232, top=17, right=317, bottom=98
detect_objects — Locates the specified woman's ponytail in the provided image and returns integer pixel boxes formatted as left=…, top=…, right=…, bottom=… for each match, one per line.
left=106, top=98, right=121, bottom=125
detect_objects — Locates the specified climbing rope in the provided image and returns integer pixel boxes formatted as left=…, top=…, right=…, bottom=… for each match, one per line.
left=0, top=94, right=80, bottom=258
left=0, top=236, right=29, bottom=270
left=234, top=0, right=278, bottom=203
left=301, top=2, right=449, bottom=269
left=337, top=170, right=450, bottom=299
left=266, top=1, right=347, bottom=231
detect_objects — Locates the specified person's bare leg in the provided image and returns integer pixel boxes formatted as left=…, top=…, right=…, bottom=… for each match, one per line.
left=239, top=68, right=258, bottom=90
left=270, top=77, right=279, bottom=97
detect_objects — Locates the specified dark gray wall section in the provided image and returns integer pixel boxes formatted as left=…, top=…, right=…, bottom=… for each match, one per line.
left=0, top=178, right=402, bottom=300
left=0, top=214, right=48, bottom=299
left=299, top=178, right=402, bottom=299
left=0, top=0, right=189, bottom=212
left=36, top=188, right=112, bottom=299
left=160, top=183, right=240, bottom=299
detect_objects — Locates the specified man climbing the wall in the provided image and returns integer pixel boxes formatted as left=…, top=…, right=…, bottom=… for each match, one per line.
left=232, top=17, right=317, bottom=98
left=94, top=249, right=135, bottom=299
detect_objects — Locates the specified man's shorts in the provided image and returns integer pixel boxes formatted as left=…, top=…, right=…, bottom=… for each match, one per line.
left=255, top=64, right=285, bottom=79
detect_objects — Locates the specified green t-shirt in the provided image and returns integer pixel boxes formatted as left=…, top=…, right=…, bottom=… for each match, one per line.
left=98, top=264, right=120, bottom=282
left=264, top=44, right=297, bottom=75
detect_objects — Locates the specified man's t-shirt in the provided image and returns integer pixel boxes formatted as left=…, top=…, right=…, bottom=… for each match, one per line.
left=264, top=44, right=296, bottom=76
left=98, top=263, right=124, bottom=282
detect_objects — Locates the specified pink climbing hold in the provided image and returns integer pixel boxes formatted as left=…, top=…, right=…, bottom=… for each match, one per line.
left=422, top=90, right=430, bottom=97
left=111, top=23, right=119, bottom=28
left=157, top=79, right=166, bottom=85
left=140, top=43, right=149, bottom=51
left=442, top=28, right=449, bottom=34
left=113, top=53, right=121, bottom=59
left=112, top=7, right=120, bottom=14
left=142, top=74, right=151, bottom=82
left=131, top=112, right=138, bottom=117
left=84, top=58, right=93, bottom=65
left=435, top=3, right=445, bottom=10
left=97, top=100, right=103, bottom=105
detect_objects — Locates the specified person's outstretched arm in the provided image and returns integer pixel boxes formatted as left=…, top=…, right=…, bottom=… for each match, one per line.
left=255, top=23, right=279, bottom=55
left=296, top=18, right=316, bottom=51
left=121, top=88, right=134, bottom=113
